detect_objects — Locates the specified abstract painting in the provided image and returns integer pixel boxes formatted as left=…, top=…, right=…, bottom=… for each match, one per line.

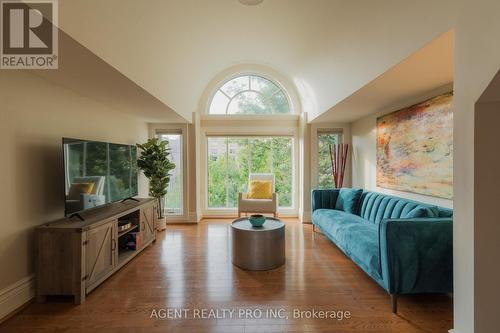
left=376, top=92, right=453, bottom=199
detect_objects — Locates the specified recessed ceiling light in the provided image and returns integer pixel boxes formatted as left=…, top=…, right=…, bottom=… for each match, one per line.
left=239, top=0, right=264, bottom=6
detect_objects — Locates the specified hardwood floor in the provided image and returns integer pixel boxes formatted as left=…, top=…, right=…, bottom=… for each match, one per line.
left=1, top=219, right=452, bottom=332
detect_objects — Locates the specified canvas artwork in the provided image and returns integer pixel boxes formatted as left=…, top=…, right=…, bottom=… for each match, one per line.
left=376, top=92, right=453, bottom=199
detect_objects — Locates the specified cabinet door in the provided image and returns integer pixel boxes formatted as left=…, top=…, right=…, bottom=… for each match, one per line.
left=85, top=221, right=116, bottom=288
left=140, top=204, right=155, bottom=245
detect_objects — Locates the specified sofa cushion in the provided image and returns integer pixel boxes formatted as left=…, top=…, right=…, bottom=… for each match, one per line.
left=247, top=180, right=273, bottom=199
left=335, top=188, right=363, bottom=214
left=359, top=191, right=441, bottom=223
left=404, top=205, right=441, bottom=218
left=426, top=206, right=440, bottom=217
left=312, top=209, right=382, bottom=281
left=405, top=206, right=428, bottom=218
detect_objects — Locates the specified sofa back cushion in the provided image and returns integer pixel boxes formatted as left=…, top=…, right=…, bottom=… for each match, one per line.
left=335, top=188, right=363, bottom=214
left=358, top=191, right=443, bottom=224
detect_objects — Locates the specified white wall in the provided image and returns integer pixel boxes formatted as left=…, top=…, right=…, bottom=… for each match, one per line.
left=453, top=1, right=500, bottom=331
left=57, top=0, right=458, bottom=121
left=0, top=71, right=149, bottom=313
left=351, top=83, right=454, bottom=209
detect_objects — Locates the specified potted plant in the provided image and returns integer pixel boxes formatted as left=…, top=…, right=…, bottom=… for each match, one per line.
left=137, top=138, right=176, bottom=231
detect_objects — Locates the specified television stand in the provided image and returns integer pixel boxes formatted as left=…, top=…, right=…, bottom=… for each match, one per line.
left=121, top=197, right=140, bottom=203
left=35, top=198, right=157, bottom=304
left=69, top=212, right=85, bottom=221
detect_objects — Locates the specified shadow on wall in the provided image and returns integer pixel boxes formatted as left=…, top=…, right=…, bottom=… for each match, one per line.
left=474, top=67, right=500, bottom=333
left=13, top=137, right=64, bottom=272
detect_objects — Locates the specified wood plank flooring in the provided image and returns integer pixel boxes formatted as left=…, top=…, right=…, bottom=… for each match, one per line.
left=1, top=218, right=453, bottom=332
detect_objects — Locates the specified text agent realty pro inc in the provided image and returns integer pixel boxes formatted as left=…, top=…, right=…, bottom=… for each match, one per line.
left=150, top=307, right=352, bottom=321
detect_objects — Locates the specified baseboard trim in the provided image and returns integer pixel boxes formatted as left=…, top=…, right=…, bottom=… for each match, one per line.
left=165, top=212, right=199, bottom=224
left=301, top=211, right=312, bottom=223
left=188, top=212, right=200, bottom=223
left=0, top=275, right=35, bottom=322
left=165, top=220, right=198, bottom=224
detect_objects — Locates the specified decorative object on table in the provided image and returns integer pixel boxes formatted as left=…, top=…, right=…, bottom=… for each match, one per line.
left=249, top=214, right=266, bottom=227
left=376, top=92, right=453, bottom=199
left=137, top=138, right=176, bottom=231
left=117, top=220, right=132, bottom=233
left=329, top=143, right=349, bottom=188
left=238, top=173, right=278, bottom=218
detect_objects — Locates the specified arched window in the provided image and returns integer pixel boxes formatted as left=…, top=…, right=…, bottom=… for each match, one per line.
left=209, top=75, right=291, bottom=115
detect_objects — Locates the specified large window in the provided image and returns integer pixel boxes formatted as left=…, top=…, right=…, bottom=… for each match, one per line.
left=158, top=133, right=183, bottom=216
left=317, top=131, right=342, bottom=189
left=209, top=75, right=290, bottom=115
left=207, top=137, right=293, bottom=208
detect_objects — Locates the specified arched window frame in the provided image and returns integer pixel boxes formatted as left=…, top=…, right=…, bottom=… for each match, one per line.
left=207, top=73, right=294, bottom=115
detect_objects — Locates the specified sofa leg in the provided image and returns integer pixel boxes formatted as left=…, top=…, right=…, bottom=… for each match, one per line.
left=390, top=294, right=397, bottom=313
left=312, top=224, right=316, bottom=232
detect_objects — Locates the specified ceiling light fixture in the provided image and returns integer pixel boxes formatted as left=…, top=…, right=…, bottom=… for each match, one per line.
left=239, top=0, right=264, bottom=6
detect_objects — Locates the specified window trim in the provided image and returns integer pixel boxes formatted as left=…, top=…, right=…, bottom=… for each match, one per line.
left=207, top=73, right=293, bottom=115
left=149, top=124, right=189, bottom=222
left=310, top=126, right=347, bottom=192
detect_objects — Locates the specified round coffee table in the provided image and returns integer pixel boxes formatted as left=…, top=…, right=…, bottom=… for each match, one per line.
left=231, top=217, right=285, bottom=271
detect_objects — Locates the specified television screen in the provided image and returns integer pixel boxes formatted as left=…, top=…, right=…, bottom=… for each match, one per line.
left=63, top=138, right=139, bottom=215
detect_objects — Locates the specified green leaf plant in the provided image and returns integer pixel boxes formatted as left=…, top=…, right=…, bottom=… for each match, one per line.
left=136, top=138, right=176, bottom=219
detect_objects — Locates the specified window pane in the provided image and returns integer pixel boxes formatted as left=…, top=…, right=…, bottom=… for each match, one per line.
left=220, top=76, right=249, bottom=98
left=207, top=136, right=293, bottom=209
left=227, top=138, right=249, bottom=208
left=250, top=76, right=279, bottom=95
left=227, top=91, right=266, bottom=115
left=208, top=138, right=228, bottom=208
left=209, top=90, right=230, bottom=114
left=267, top=90, right=290, bottom=114
left=318, top=133, right=340, bottom=189
left=159, top=134, right=183, bottom=215
left=208, top=75, right=291, bottom=115
left=250, top=138, right=272, bottom=173
left=272, top=137, right=292, bottom=207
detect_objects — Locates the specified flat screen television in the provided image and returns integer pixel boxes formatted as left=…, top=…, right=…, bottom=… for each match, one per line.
left=63, top=138, right=139, bottom=216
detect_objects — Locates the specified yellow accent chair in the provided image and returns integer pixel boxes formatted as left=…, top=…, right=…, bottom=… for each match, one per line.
left=238, top=173, right=278, bottom=218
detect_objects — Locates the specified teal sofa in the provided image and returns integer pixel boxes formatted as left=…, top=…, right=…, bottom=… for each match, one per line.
left=311, top=188, right=453, bottom=312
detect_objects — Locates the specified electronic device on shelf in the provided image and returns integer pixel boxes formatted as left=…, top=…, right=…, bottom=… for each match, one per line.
left=118, top=220, right=132, bottom=232
left=63, top=137, right=139, bottom=217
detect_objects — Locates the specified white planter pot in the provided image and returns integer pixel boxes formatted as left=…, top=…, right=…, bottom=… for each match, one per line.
left=156, top=217, right=167, bottom=231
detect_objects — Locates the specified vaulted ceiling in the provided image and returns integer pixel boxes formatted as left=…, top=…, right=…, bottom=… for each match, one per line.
left=57, top=0, right=458, bottom=122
